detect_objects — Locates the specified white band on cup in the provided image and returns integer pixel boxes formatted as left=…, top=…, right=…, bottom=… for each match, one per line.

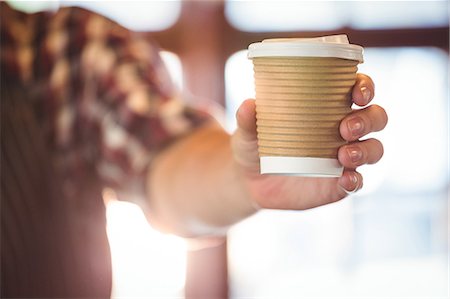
left=260, top=156, right=343, bottom=177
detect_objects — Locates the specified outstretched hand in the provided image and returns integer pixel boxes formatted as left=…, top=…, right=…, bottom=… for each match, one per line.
left=231, top=73, right=388, bottom=210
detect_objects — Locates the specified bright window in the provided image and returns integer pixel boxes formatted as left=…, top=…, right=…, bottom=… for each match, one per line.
left=225, top=0, right=448, bottom=32
left=161, top=51, right=184, bottom=91
left=225, top=50, right=254, bottom=132
left=105, top=197, right=187, bottom=298
left=65, top=1, right=181, bottom=31
left=7, top=0, right=182, bottom=31
left=349, top=1, right=449, bottom=29
left=225, top=1, right=346, bottom=31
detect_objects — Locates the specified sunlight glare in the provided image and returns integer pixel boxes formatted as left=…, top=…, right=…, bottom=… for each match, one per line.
left=105, top=198, right=187, bottom=298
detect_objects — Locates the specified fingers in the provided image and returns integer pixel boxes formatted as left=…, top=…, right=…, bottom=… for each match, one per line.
left=340, top=105, right=388, bottom=142
left=353, top=73, right=375, bottom=106
left=232, top=99, right=260, bottom=172
left=339, top=103, right=386, bottom=169
left=337, top=74, right=385, bottom=193
left=338, top=138, right=384, bottom=168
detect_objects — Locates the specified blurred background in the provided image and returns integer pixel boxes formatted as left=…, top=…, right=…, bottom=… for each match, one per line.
left=8, top=0, right=449, bottom=298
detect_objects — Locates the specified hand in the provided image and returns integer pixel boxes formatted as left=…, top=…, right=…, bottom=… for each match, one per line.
left=231, top=74, right=388, bottom=210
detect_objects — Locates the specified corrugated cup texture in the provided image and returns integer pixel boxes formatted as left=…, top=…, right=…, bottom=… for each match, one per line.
left=254, top=57, right=358, bottom=158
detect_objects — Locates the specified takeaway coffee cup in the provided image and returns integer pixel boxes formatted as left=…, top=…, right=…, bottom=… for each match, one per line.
left=247, top=35, right=364, bottom=177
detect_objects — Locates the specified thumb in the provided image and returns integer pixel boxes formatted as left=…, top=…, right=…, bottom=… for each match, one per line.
left=236, top=99, right=257, bottom=140
left=231, top=99, right=260, bottom=172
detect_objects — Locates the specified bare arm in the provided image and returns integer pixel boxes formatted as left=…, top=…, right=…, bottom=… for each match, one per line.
left=147, top=122, right=258, bottom=237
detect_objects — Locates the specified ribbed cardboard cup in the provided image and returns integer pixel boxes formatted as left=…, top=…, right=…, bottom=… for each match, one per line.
left=248, top=35, right=364, bottom=177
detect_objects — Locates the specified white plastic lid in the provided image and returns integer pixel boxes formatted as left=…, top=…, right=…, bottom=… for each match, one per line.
left=248, top=34, right=363, bottom=62
left=260, top=156, right=343, bottom=177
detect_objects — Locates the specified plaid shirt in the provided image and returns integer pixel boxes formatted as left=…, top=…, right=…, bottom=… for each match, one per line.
left=1, top=3, right=211, bottom=203
left=1, top=3, right=211, bottom=297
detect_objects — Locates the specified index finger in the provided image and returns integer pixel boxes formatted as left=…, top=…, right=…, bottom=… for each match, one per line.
left=353, top=73, right=375, bottom=106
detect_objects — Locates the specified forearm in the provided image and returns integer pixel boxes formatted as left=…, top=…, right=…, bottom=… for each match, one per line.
left=147, top=122, right=258, bottom=237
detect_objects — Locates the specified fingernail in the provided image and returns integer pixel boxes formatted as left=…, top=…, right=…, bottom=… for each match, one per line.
left=347, top=117, right=364, bottom=137
left=361, top=86, right=371, bottom=102
left=350, top=172, right=358, bottom=185
left=347, top=146, right=363, bottom=163
left=340, top=173, right=360, bottom=195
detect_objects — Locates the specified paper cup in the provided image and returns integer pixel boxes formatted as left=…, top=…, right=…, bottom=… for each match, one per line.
left=248, top=35, right=364, bottom=177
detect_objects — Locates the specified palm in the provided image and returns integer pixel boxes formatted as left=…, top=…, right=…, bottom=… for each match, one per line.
left=244, top=173, right=345, bottom=210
